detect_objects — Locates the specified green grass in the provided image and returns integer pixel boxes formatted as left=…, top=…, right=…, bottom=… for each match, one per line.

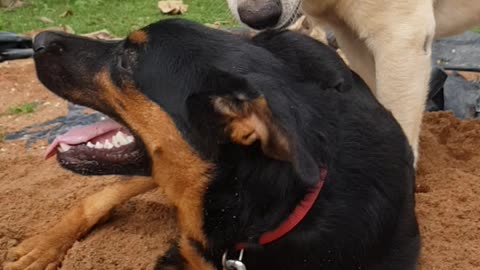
left=5, top=102, right=39, bottom=115
left=0, top=0, right=236, bottom=36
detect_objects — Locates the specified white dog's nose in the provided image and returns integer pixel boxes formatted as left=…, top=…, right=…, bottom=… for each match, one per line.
left=237, top=0, right=282, bottom=29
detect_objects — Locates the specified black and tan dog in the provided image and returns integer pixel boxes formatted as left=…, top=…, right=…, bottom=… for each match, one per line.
left=4, top=19, right=419, bottom=270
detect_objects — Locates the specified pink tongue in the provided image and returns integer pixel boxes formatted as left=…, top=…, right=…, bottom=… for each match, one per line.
left=44, top=119, right=124, bottom=159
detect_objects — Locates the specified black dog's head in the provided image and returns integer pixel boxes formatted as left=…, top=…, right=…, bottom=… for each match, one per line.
left=34, top=19, right=345, bottom=185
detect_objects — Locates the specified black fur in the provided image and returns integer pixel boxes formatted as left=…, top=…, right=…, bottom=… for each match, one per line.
left=33, top=19, right=419, bottom=270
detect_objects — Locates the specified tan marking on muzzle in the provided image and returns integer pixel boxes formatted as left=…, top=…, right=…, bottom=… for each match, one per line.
left=95, top=71, right=213, bottom=247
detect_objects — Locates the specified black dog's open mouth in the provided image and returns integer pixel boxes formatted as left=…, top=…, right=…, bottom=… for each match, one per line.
left=45, top=118, right=150, bottom=176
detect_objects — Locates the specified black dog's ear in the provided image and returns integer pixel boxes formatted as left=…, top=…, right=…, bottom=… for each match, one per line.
left=197, top=68, right=292, bottom=161
left=212, top=93, right=322, bottom=186
left=193, top=68, right=322, bottom=187
left=212, top=94, right=291, bottom=161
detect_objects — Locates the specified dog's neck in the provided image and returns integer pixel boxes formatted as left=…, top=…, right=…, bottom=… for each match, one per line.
left=235, top=168, right=327, bottom=250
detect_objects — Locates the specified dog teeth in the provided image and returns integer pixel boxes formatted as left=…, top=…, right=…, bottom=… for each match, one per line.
left=108, top=131, right=133, bottom=148
left=95, top=142, right=104, bottom=149
left=115, top=131, right=129, bottom=145
left=104, top=140, right=114, bottom=149
left=58, top=132, right=134, bottom=153
left=112, top=135, right=121, bottom=148
left=84, top=132, right=135, bottom=152
left=58, top=143, right=71, bottom=152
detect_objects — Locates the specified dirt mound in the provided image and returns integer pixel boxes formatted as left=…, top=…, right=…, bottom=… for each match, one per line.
left=417, top=112, right=480, bottom=270
left=1, top=60, right=479, bottom=269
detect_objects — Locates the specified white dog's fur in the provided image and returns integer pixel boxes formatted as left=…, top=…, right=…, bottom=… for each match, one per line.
left=227, top=0, right=480, bottom=162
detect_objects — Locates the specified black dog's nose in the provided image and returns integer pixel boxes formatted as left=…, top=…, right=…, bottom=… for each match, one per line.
left=33, top=31, right=63, bottom=53
left=238, top=0, right=282, bottom=29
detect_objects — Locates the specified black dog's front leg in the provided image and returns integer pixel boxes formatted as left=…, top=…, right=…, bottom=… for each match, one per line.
left=154, top=236, right=216, bottom=270
left=154, top=241, right=186, bottom=270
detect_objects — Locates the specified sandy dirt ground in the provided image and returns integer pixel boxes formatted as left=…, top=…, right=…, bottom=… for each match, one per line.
left=0, top=59, right=479, bottom=269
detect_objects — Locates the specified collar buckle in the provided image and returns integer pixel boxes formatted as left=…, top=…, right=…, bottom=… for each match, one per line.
left=222, top=249, right=246, bottom=270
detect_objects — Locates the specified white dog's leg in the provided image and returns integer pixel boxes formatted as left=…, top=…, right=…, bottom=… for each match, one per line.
left=366, top=6, right=436, bottom=164
left=329, top=22, right=376, bottom=92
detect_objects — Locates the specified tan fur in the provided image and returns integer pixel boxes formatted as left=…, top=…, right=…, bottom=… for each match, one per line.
left=96, top=71, right=215, bottom=267
left=4, top=177, right=156, bottom=270
left=178, top=236, right=216, bottom=270
left=213, top=96, right=291, bottom=161
left=128, top=30, right=149, bottom=44
left=288, top=15, right=328, bottom=44
left=434, top=0, right=480, bottom=38
left=294, top=0, right=480, bottom=164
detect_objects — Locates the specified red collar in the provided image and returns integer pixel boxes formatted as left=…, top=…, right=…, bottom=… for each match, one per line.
left=236, top=168, right=327, bottom=250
